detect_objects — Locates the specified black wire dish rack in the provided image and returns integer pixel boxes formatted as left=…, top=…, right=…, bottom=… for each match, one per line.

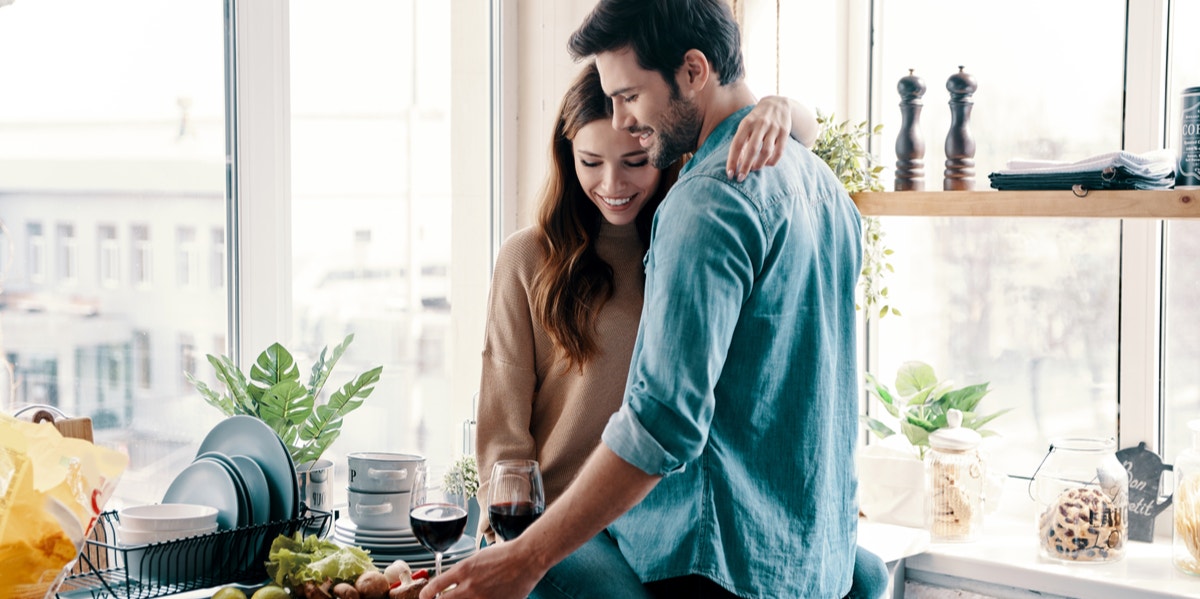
left=54, top=507, right=332, bottom=599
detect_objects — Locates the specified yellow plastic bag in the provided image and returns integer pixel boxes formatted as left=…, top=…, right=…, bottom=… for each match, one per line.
left=0, top=413, right=128, bottom=599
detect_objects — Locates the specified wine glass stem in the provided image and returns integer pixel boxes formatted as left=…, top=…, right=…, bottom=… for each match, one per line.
left=435, top=551, right=444, bottom=577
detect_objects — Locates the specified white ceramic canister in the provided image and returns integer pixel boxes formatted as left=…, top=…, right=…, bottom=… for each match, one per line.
left=347, top=487, right=413, bottom=530
left=348, top=452, right=425, bottom=493
left=926, top=409, right=985, bottom=542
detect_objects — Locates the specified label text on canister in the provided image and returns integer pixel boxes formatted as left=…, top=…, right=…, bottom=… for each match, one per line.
left=1179, top=86, right=1200, bottom=189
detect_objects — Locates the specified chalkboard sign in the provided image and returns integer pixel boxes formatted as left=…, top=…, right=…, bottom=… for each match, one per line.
left=1116, top=442, right=1173, bottom=543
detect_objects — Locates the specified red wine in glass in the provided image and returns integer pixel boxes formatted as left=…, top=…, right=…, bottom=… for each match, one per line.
left=488, top=501, right=544, bottom=541
left=409, top=464, right=468, bottom=578
left=410, top=503, right=469, bottom=553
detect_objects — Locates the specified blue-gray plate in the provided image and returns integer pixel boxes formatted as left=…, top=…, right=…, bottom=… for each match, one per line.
left=197, top=416, right=299, bottom=522
left=162, top=459, right=242, bottom=530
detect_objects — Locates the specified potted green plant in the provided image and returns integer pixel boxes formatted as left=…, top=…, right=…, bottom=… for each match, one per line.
left=812, top=111, right=899, bottom=319
left=185, top=334, right=383, bottom=512
left=861, top=360, right=1009, bottom=460
left=443, top=455, right=481, bottom=536
left=857, top=360, right=1009, bottom=527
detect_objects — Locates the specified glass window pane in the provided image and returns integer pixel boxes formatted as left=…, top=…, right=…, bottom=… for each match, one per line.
left=289, top=0, right=457, bottom=502
left=872, top=218, right=1121, bottom=476
left=1163, top=0, right=1200, bottom=461
left=0, top=0, right=227, bottom=506
left=868, top=1, right=1126, bottom=478
left=875, top=0, right=1124, bottom=183
left=1165, top=221, right=1200, bottom=460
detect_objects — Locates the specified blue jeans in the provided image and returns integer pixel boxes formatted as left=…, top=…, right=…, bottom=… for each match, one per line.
left=528, top=530, right=653, bottom=599
left=524, top=531, right=888, bottom=599
left=847, top=546, right=888, bottom=599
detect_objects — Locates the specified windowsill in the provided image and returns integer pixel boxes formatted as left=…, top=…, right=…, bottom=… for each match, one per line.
left=869, top=477, right=1200, bottom=598
left=905, top=512, right=1199, bottom=599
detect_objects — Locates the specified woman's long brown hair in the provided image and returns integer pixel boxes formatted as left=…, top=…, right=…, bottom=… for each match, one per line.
left=530, top=62, right=679, bottom=371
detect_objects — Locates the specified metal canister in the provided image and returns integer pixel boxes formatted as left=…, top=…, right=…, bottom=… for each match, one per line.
left=1179, top=86, right=1200, bottom=189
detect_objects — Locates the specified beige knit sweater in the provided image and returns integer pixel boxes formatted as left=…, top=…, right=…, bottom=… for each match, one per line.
left=476, top=221, right=645, bottom=539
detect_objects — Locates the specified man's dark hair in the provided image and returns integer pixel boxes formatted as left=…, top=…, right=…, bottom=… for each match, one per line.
left=567, top=0, right=745, bottom=91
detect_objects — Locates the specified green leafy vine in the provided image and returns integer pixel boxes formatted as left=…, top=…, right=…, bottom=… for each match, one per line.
left=812, top=112, right=900, bottom=319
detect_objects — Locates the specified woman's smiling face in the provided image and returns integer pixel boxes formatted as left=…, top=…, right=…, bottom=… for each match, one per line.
left=573, top=119, right=661, bottom=226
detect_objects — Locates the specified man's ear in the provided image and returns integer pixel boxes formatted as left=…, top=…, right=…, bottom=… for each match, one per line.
left=678, top=49, right=711, bottom=92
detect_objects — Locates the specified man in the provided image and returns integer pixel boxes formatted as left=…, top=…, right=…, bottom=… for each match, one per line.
left=423, top=1, right=861, bottom=597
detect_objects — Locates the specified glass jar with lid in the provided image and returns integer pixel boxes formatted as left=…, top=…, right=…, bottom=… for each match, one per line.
left=1174, top=420, right=1200, bottom=575
left=926, top=408, right=985, bottom=541
left=1031, top=437, right=1127, bottom=563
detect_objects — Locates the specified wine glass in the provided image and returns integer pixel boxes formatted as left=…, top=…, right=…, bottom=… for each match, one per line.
left=409, top=464, right=468, bottom=578
left=487, top=459, right=545, bottom=541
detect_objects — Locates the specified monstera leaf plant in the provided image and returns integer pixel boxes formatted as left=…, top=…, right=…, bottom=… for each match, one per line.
left=186, top=334, right=383, bottom=465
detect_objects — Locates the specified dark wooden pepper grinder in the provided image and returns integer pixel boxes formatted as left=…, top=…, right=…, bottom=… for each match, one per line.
left=895, top=69, right=926, bottom=191
left=943, top=66, right=978, bottom=190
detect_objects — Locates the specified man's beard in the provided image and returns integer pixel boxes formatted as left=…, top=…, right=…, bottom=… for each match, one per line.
left=648, top=92, right=702, bottom=170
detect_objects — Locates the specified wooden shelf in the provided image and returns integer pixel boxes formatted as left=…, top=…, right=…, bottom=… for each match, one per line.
left=851, top=189, right=1200, bottom=219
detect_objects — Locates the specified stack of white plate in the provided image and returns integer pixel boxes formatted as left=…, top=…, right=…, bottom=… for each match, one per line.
left=330, top=516, right=476, bottom=569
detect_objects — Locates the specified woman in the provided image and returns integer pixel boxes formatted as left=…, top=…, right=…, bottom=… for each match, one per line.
left=476, top=62, right=884, bottom=599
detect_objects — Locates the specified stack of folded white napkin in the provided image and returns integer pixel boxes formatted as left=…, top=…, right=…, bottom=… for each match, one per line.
left=988, top=149, right=1176, bottom=191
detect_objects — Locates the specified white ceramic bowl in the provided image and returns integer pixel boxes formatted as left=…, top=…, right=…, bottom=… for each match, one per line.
left=119, top=503, right=219, bottom=532
left=347, top=488, right=412, bottom=531
left=117, top=523, right=218, bottom=546
left=348, top=452, right=425, bottom=493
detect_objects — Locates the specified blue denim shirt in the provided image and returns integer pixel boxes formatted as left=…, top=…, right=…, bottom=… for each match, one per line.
left=603, top=106, right=862, bottom=598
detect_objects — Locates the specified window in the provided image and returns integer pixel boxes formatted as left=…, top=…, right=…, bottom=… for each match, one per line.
left=176, top=226, right=198, bottom=288
left=209, top=226, right=224, bottom=290
left=134, top=330, right=152, bottom=391
left=56, top=222, right=77, bottom=283
left=756, top=0, right=1184, bottom=476
left=866, top=0, right=1127, bottom=476
left=99, top=224, right=120, bottom=287
left=179, top=332, right=196, bottom=391
left=26, top=221, right=45, bottom=283
left=1163, top=0, right=1200, bottom=461
left=0, top=0, right=492, bottom=510
left=130, top=224, right=153, bottom=287
left=286, top=0, right=474, bottom=504
left=0, top=0, right=227, bottom=507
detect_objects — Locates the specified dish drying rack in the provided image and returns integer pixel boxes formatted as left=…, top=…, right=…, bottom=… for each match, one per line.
left=54, top=507, right=332, bottom=599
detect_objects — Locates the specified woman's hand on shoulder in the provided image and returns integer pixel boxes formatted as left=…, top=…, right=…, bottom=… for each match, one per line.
left=726, top=96, right=819, bottom=182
